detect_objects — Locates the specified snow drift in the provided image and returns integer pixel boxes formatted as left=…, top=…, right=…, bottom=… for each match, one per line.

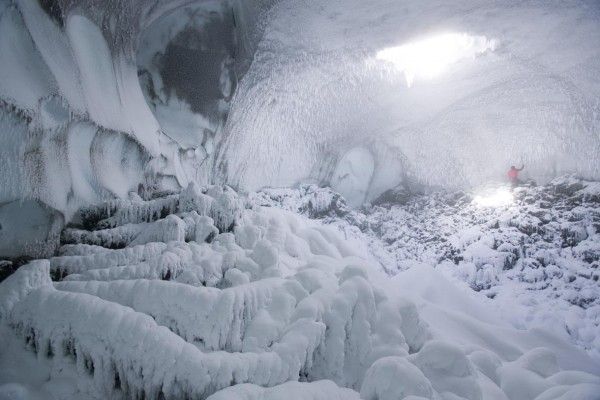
left=255, top=176, right=600, bottom=362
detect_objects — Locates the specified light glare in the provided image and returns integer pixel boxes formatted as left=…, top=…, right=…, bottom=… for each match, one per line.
left=472, top=187, right=513, bottom=208
left=376, top=33, right=495, bottom=86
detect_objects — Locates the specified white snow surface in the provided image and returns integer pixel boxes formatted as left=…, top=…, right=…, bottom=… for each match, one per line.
left=1, top=184, right=599, bottom=400
left=254, top=176, right=600, bottom=364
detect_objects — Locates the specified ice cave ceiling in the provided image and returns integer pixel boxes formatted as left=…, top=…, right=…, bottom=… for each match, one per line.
left=1, top=0, right=600, bottom=255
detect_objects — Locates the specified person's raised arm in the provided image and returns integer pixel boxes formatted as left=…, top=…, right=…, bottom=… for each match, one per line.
left=518, top=165, right=525, bottom=171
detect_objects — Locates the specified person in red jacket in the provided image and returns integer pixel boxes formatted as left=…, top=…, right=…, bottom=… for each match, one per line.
left=508, top=165, right=524, bottom=188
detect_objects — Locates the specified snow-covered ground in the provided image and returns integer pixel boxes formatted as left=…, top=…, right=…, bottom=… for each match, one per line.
left=254, top=176, right=600, bottom=363
left=1, top=182, right=599, bottom=400
left=2, top=0, right=600, bottom=245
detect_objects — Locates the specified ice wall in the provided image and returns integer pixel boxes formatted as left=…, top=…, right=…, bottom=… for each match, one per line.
left=0, top=0, right=269, bottom=256
left=217, top=0, right=600, bottom=205
left=1, top=0, right=600, bottom=255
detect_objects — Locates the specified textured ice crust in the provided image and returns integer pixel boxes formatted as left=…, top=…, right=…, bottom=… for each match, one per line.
left=1, top=0, right=600, bottom=398
left=1, top=185, right=599, bottom=400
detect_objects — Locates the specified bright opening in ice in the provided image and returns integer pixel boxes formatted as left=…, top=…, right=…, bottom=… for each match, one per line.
left=376, top=32, right=496, bottom=86
left=472, top=187, right=514, bottom=207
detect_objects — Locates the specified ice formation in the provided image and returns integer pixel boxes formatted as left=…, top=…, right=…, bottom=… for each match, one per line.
left=0, top=0, right=271, bottom=255
left=218, top=0, right=600, bottom=203
left=1, top=185, right=599, bottom=399
left=1, top=0, right=599, bottom=399
left=2, top=0, right=600, bottom=254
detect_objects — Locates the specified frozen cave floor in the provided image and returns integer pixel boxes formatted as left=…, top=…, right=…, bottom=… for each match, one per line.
left=0, top=177, right=599, bottom=400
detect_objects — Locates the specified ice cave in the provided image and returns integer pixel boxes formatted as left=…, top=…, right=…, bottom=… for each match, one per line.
left=0, top=0, right=599, bottom=399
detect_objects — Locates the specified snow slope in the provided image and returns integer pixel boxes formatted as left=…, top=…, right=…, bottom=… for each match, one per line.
left=255, top=176, right=600, bottom=362
left=1, top=184, right=598, bottom=400
left=2, top=0, right=600, bottom=256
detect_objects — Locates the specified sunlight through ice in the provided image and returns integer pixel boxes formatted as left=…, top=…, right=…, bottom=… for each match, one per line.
left=472, top=187, right=514, bottom=207
left=376, top=33, right=495, bottom=86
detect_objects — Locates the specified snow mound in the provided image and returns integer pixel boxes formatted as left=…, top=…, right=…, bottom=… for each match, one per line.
left=1, top=184, right=599, bottom=399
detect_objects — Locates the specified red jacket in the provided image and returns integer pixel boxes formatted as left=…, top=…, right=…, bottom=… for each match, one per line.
left=508, top=168, right=521, bottom=180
